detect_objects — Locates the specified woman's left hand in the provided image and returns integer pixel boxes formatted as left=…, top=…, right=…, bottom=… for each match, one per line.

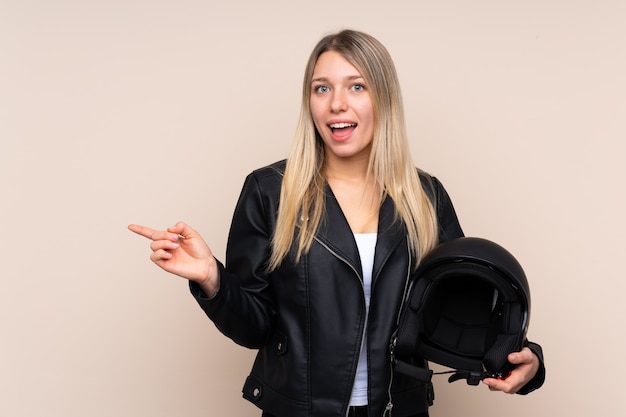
left=482, top=347, right=540, bottom=394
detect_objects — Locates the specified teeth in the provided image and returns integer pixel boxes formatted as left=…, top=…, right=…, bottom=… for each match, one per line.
left=329, top=122, right=356, bottom=129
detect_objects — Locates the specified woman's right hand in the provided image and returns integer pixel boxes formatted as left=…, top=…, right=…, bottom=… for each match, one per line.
left=128, top=221, right=220, bottom=296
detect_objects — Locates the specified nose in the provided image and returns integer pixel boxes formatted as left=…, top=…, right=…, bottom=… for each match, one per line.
left=330, top=90, right=348, bottom=113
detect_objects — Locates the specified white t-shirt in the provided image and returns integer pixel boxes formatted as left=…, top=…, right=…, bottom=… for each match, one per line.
left=349, top=233, right=377, bottom=406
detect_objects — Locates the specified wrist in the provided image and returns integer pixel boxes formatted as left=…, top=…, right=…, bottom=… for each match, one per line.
left=196, top=257, right=220, bottom=298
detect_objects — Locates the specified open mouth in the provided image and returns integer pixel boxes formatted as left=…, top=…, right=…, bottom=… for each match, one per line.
left=329, top=122, right=357, bottom=133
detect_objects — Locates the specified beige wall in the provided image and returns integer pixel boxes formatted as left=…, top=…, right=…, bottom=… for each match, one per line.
left=2, top=1, right=625, bottom=416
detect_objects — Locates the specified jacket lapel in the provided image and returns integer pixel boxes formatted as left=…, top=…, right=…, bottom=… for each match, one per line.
left=315, top=185, right=363, bottom=279
left=373, top=195, right=407, bottom=283
left=315, top=186, right=407, bottom=283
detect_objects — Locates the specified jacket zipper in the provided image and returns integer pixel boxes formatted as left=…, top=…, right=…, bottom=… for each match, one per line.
left=384, top=240, right=413, bottom=417
left=313, top=237, right=368, bottom=417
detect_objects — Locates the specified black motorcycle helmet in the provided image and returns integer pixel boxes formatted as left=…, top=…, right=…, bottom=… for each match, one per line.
left=391, top=237, right=531, bottom=385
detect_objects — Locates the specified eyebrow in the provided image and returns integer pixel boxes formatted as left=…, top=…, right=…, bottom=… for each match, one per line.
left=311, top=75, right=364, bottom=83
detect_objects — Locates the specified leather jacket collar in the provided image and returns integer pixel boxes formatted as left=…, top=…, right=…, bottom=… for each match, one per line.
left=315, top=185, right=408, bottom=284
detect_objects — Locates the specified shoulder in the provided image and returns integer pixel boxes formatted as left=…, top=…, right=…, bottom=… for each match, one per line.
left=416, top=168, right=444, bottom=200
left=239, top=160, right=285, bottom=199
left=249, top=160, right=286, bottom=183
left=416, top=168, right=464, bottom=240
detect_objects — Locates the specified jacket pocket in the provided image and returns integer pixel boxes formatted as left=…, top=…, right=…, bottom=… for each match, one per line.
left=242, top=375, right=308, bottom=415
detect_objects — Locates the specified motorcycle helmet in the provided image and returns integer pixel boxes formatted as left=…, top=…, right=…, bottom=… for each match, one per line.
left=391, top=237, right=531, bottom=385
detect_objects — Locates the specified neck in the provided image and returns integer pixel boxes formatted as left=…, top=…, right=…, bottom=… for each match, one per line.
left=324, top=153, right=371, bottom=184
left=324, top=153, right=381, bottom=206
left=324, top=154, right=382, bottom=234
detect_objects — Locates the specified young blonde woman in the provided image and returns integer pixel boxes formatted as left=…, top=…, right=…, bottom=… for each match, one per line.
left=129, top=30, right=544, bottom=417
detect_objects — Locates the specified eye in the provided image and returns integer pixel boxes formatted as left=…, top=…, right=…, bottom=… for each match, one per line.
left=314, top=85, right=329, bottom=94
left=351, top=84, right=365, bottom=92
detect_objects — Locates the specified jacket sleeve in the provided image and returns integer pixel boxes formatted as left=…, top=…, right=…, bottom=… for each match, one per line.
left=430, top=176, right=465, bottom=242
left=425, top=173, right=546, bottom=394
left=189, top=171, right=276, bottom=349
left=516, top=340, right=546, bottom=394
left=431, top=176, right=547, bottom=393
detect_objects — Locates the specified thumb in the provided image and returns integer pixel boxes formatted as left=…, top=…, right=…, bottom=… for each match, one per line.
left=508, top=351, right=525, bottom=365
left=167, top=221, right=197, bottom=239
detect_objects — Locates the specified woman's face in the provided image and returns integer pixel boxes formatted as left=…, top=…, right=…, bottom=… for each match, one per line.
left=310, top=51, right=375, bottom=165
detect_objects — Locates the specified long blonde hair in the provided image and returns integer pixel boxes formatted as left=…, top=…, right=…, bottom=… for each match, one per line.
left=268, top=30, right=438, bottom=270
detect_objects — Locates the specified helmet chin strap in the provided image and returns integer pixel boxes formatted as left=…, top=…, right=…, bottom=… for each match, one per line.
left=445, top=370, right=496, bottom=385
left=442, top=369, right=512, bottom=385
left=391, top=351, right=512, bottom=386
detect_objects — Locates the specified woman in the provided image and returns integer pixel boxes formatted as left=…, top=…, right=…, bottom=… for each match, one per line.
left=129, top=30, right=544, bottom=417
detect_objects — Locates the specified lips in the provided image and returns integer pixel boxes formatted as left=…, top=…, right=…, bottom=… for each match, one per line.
left=328, top=121, right=357, bottom=141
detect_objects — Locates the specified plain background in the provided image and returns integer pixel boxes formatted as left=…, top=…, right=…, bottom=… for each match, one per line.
left=2, top=0, right=625, bottom=416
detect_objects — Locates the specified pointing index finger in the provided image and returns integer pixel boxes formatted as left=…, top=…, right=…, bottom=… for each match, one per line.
left=129, top=223, right=183, bottom=242
left=128, top=224, right=158, bottom=240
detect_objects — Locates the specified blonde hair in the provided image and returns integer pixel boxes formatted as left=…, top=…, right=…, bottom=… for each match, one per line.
left=268, top=30, right=438, bottom=270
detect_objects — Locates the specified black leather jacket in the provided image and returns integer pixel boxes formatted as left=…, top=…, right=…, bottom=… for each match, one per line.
left=190, top=160, right=542, bottom=417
